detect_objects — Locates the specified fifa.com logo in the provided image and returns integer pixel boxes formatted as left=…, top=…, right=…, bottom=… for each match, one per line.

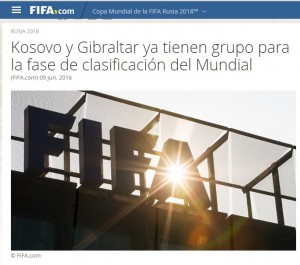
left=30, top=6, right=75, bottom=15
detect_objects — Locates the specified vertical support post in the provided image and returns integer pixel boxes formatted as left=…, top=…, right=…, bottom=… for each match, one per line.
left=246, top=191, right=252, bottom=219
left=41, top=155, right=49, bottom=177
left=207, top=154, right=218, bottom=212
left=71, top=189, right=79, bottom=250
left=139, top=173, right=146, bottom=196
left=138, top=153, right=146, bottom=196
left=154, top=207, right=159, bottom=250
left=64, top=135, right=70, bottom=182
left=229, top=216, right=234, bottom=250
left=272, top=168, right=284, bottom=225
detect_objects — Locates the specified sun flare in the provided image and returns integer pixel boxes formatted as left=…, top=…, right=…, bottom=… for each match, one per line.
left=168, top=164, right=185, bottom=183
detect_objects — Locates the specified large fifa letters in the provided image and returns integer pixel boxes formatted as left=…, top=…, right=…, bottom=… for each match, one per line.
left=24, top=106, right=210, bottom=209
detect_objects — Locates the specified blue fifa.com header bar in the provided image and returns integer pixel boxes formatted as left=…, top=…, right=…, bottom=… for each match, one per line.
left=1, top=1, right=300, bottom=19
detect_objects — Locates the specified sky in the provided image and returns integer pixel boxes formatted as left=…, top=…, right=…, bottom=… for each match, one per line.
left=104, top=91, right=296, bottom=145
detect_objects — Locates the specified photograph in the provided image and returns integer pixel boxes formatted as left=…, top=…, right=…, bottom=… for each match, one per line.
left=11, top=90, right=296, bottom=251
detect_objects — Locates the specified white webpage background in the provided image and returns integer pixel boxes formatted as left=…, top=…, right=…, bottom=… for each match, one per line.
left=1, top=21, right=300, bottom=265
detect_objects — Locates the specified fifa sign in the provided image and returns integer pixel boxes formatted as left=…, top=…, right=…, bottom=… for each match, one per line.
left=24, top=106, right=211, bottom=210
